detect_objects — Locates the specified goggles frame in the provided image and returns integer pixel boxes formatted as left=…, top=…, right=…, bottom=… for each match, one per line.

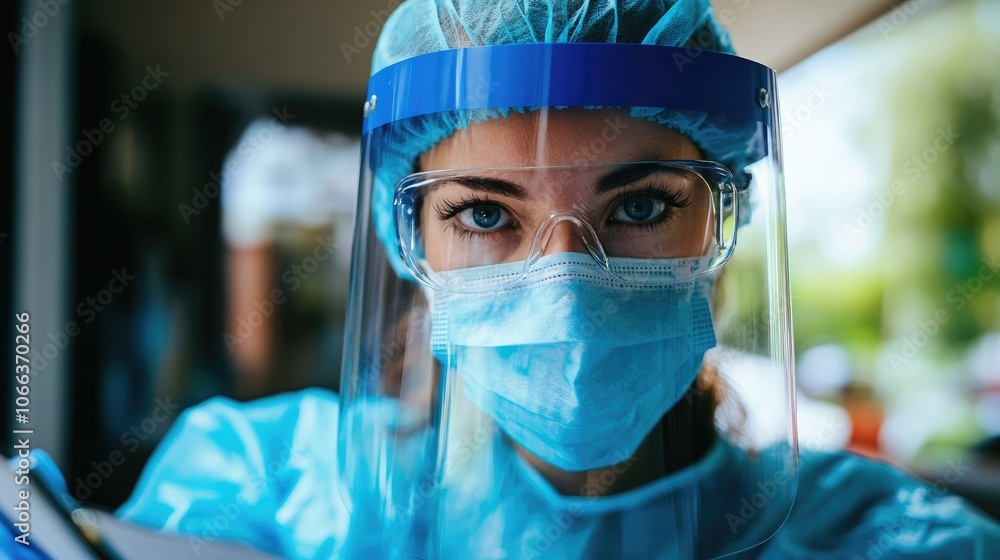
left=394, top=160, right=742, bottom=293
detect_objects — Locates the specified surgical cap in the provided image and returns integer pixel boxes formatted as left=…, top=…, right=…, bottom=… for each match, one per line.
left=369, top=0, right=756, bottom=276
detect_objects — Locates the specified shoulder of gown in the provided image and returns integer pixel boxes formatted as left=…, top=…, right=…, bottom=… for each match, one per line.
left=116, top=388, right=345, bottom=560
left=757, top=450, right=1000, bottom=559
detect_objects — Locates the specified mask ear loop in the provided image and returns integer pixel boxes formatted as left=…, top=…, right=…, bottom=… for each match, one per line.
left=524, top=210, right=624, bottom=282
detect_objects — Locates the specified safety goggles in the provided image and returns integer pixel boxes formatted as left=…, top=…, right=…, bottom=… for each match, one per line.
left=395, top=160, right=741, bottom=293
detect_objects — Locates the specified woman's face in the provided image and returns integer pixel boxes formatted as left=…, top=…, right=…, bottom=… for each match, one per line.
left=415, top=109, right=714, bottom=490
left=417, top=108, right=712, bottom=272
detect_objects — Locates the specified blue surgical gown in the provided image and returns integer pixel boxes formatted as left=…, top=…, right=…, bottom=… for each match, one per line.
left=5, top=389, right=999, bottom=559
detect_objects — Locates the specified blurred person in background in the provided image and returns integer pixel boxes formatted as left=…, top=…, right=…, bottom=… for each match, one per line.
left=220, top=121, right=358, bottom=399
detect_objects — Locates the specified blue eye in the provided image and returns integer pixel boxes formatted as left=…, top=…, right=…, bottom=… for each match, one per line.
left=458, top=204, right=511, bottom=231
left=612, top=196, right=667, bottom=224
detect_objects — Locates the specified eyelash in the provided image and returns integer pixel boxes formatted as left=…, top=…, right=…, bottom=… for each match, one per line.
left=434, top=195, right=518, bottom=240
left=432, top=183, right=693, bottom=237
left=610, top=183, right=693, bottom=231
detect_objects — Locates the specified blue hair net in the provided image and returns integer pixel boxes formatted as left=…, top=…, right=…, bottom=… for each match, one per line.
left=369, top=0, right=754, bottom=277
left=371, top=0, right=733, bottom=73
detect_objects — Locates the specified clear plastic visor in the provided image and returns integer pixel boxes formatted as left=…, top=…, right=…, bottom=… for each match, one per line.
left=341, top=43, right=795, bottom=560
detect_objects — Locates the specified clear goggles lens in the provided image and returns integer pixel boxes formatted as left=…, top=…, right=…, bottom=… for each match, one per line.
left=394, top=160, right=740, bottom=292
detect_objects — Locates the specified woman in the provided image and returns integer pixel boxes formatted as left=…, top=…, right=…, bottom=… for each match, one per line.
left=115, top=1, right=1000, bottom=559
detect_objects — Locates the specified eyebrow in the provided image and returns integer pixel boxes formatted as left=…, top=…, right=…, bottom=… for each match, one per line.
left=446, top=163, right=667, bottom=199
left=594, top=163, right=667, bottom=194
left=447, top=176, right=528, bottom=201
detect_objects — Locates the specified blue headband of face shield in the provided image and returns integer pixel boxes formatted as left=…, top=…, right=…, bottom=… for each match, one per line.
left=363, top=43, right=774, bottom=278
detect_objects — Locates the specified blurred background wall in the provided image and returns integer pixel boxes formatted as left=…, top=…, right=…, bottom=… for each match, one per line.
left=2, top=0, right=998, bottom=517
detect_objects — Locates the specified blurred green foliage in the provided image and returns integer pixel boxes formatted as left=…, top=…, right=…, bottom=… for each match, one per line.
left=766, top=0, right=1000, bottom=374
left=877, top=0, right=1000, bottom=356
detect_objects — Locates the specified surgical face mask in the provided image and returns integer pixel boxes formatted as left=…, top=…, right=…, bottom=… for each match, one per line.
left=430, top=252, right=717, bottom=471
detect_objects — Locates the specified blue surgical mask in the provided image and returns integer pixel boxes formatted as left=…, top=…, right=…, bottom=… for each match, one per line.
left=430, top=252, right=717, bottom=471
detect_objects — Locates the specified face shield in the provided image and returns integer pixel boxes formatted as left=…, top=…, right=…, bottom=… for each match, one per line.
left=339, top=43, right=796, bottom=559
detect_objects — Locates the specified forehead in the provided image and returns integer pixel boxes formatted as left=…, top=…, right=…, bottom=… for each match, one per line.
left=420, top=108, right=702, bottom=171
